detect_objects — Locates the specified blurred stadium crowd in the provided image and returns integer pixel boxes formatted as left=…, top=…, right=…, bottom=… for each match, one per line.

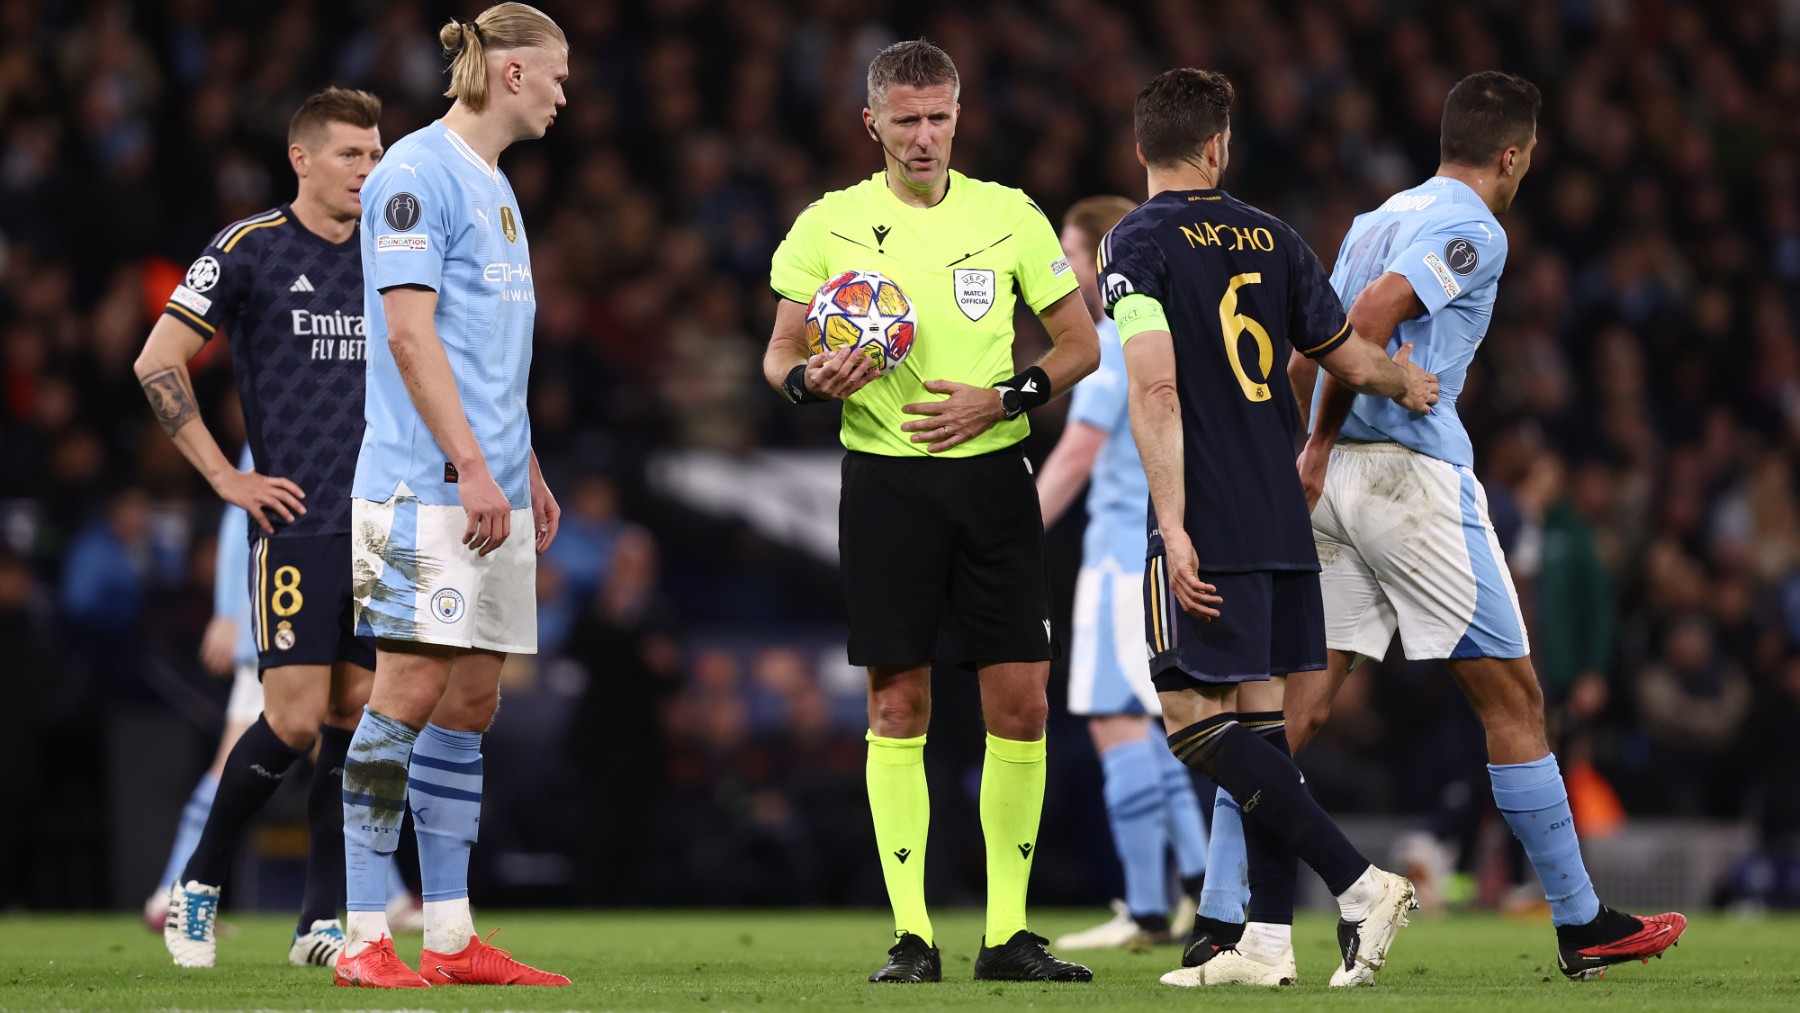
left=4, top=0, right=1800, bottom=910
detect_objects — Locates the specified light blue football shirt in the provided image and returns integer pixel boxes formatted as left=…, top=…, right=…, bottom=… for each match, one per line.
left=1324, top=176, right=1507, bottom=468
left=216, top=445, right=258, bottom=667
left=1066, top=317, right=1149, bottom=567
left=354, top=121, right=536, bottom=508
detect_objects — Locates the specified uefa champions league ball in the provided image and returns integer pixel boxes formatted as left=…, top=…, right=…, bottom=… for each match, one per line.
left=804, top=269, right=917, bottom=377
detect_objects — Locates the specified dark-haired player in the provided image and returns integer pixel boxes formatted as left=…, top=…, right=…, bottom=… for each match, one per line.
left=1273, top=70, right=1687, bottom=982
left=134, top=86, right=384, bottom=969
left=1104, top=67, right=1436, bottom=988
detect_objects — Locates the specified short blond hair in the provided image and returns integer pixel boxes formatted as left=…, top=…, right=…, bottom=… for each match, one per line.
left=1063, top=195, right=1137, bottom=259
left=440, top=3, right=567, bottom=113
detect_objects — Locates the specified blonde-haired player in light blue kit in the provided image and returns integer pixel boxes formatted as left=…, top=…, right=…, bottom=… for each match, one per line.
left=337, top=2, right=570, bottom=990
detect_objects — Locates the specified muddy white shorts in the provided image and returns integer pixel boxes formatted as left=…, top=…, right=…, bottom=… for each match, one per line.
left=1311, top=441, right=1529, bottom=662
left=351, top=486, right=537, bottom=655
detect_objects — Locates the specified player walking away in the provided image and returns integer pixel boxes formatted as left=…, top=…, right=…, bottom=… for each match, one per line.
left=763, top=39, right=1101, bottom=984
left=335, top=3, right=568, bottom=990
left=134, top=87, right=386, bottom=970
left=143, top=448, right=427, bottom=939
left=1037, top=196, right=1211, bottom=952
left=1274, top=70, right=1686, bottom=982
left=1106, top=68, right=1440, bottom=989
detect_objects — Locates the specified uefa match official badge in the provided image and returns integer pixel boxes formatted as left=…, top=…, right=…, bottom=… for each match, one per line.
left=953, top=269, right=995, bottom=320
left=432, top=588, right=466, bottom=623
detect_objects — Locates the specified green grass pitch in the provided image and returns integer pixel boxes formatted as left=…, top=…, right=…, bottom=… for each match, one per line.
left=3, top=909, right=1797, bottom=1010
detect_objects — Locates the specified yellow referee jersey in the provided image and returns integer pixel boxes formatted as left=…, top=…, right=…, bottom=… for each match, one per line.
left=770, top=171, right=1078, bottom=457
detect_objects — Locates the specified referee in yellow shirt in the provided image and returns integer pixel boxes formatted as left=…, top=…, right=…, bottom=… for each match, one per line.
left=762, top=39, right=1100, bottom=985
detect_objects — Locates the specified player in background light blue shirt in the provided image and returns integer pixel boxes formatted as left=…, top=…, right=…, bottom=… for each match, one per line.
left=1036, top=197, right=1208, bottom=951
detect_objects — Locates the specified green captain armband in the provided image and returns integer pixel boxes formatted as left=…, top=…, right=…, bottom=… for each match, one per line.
left=1114, top=293, right=1169, bottom=344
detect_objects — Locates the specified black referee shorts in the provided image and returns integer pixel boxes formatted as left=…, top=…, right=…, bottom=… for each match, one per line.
left=840, top=448, right=1055, bottom=670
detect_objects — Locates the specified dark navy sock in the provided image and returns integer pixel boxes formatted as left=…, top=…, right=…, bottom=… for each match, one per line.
left=1239, top=712, right=1298, bottom=927
left=182, top=714, right=306, bottom=886
left=1167, top=715, right=1368, bottom=896
left=297, top=724, right=354, bottom=932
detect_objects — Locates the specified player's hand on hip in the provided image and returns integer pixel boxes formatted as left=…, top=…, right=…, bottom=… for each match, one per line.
left=901, top=380, right=1003, bottom=453
left=805, top=346, right=880, bottom=400
left=198, top=616, right=238, bottom=676
left=459, top=466, right=512, bottom=556
left=530, top=471, right=560, bottom=554
left=1160, top=529, right=1223, bottom=621
left=214, top=469, right=306, bottom=534
left=1392, top=343, right=1439, bottom=413
left=1297, top=442, right=1329, bottom=514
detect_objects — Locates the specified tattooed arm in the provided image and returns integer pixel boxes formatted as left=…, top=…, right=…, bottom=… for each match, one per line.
left=134, top=315, right=306, bottom=533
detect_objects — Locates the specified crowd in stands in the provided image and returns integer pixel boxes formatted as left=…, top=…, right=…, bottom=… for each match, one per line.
left=3, top=0, right=1798, bottom=908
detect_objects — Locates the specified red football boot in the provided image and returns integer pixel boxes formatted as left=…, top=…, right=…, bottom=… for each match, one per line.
left=420, top=929, right=571, bottom=986
left=334, top=936, right=431, bottom=989
left=1556, top=909, right=1687, bottom=981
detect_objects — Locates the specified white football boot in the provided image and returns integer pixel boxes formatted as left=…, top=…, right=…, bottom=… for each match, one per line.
left=1054, top=899, right=1144, bottom=950
left=1202, top=944, right=1297, bottom=985
left=289, top=918, right=348, bottom=967
left=1329, top=868, right=1417, bottom=987
left=163, top=880, right=221, bottom=968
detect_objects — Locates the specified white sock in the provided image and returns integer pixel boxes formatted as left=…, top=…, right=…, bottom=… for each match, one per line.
left=1241, top=920, right=1292, bottom=958
left=424, top=897, right=475, bottom=954
left=1335, top=865, right=1384, bottom=922
left=344, top=910, right=391, bottom=957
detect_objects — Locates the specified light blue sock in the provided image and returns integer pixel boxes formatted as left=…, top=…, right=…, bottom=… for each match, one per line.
left=159, top=773, right=218, bottom=890
left=1198, top=786, right=1249, bottom=924
left=1488, top=754, right=1601, bottom=926
left=1101, top=738, right=1169, bottom=919
left=1152, top=737, right=1208, bottom=879
left=342, top=708, right=418, bottom=912
left=408, top=723, right=484, bottom=903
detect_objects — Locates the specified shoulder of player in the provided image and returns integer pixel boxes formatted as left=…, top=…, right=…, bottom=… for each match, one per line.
left=1216, top=192, right=1300, bottom=236
left=368, top=136, right=454, bottom=192
left=207, top=206, right=291, bottom=255
left=1098, top=200, right=1170, bottom=264
left=1434, top=202, right=1509, bottom=262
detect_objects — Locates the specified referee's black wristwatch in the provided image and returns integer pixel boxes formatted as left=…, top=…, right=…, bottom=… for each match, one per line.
left=994, top=384, right=1024, bottom=420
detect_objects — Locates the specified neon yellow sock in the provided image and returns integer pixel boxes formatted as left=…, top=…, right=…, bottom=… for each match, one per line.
left=980, top=732, right=1046, bottom=944
left=866, top=731, right=932, bottom=945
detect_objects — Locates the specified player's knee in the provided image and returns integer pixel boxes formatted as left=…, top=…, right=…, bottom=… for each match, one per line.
left=264, top=708, right=322, bottom=751
left=871, top=694, right=928, bottom=737
left=985, top=695, right=1048, bottom=740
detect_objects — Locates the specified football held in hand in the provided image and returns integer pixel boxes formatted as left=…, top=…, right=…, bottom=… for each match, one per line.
left=804, top=269, right=917, bottom=377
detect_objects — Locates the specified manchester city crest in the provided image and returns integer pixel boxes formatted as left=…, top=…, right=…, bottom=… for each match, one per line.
left=433, top=588, right=466, bottom=623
